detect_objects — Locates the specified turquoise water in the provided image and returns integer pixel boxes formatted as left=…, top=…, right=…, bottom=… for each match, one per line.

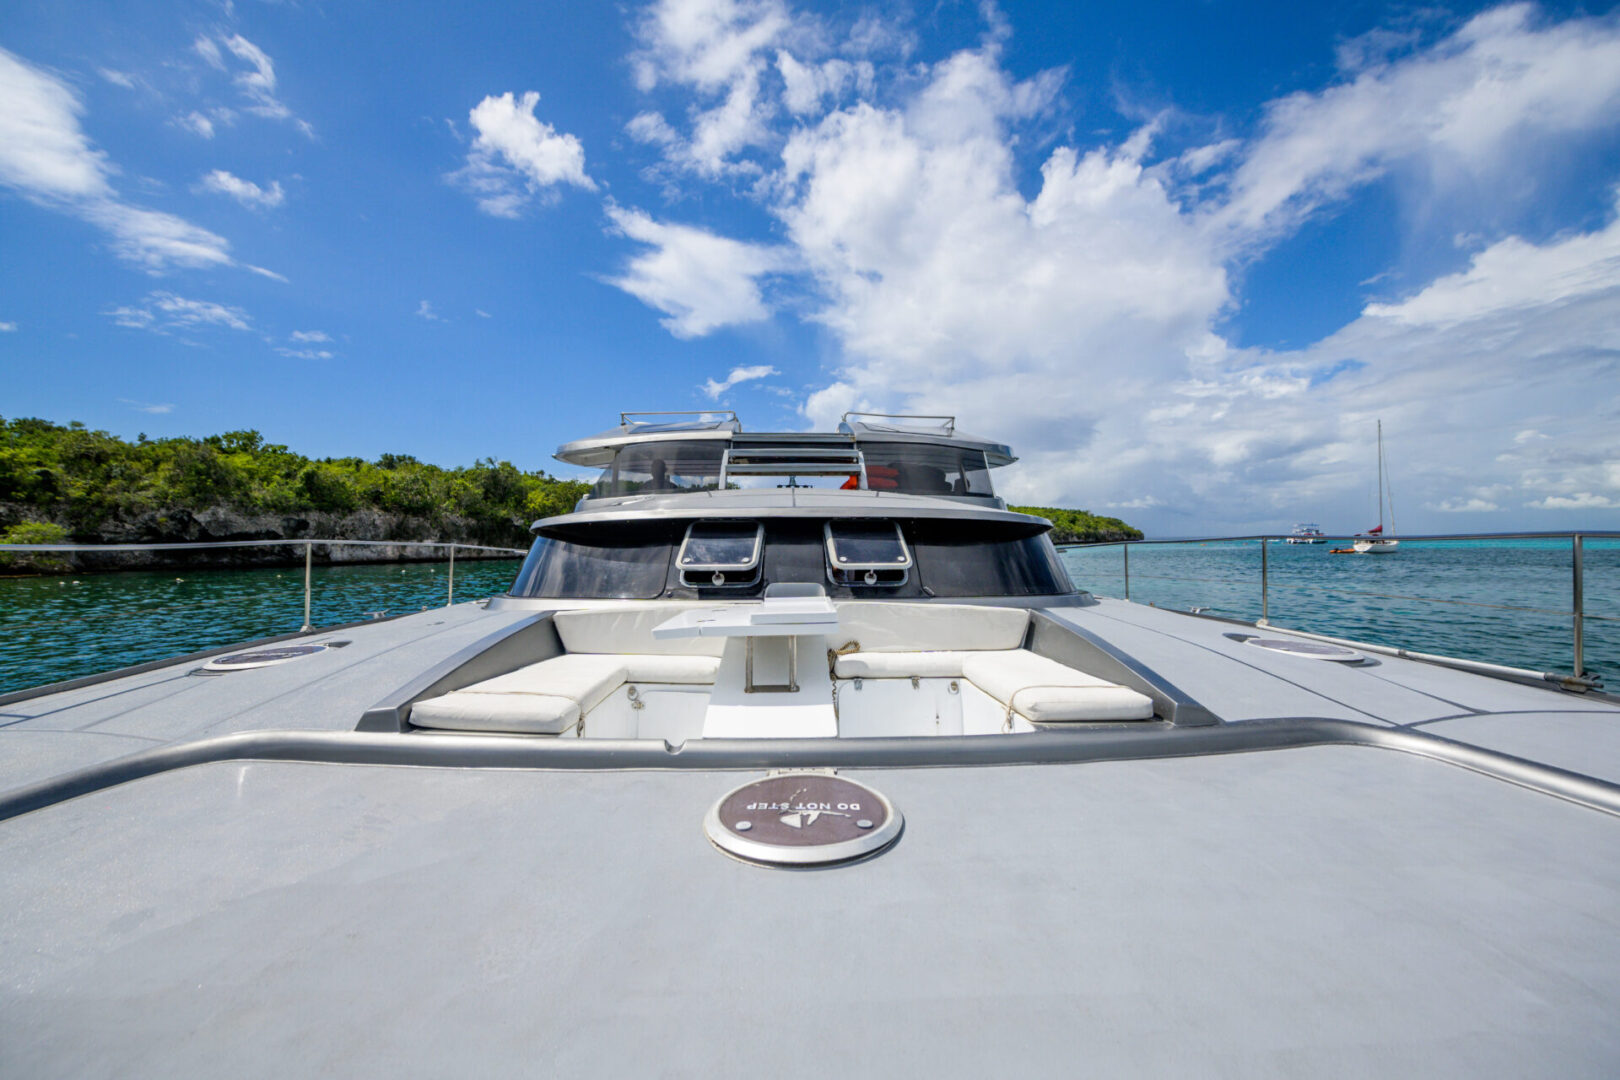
left=1059, top=538, right=1617, bottom=681
left=0, top=559, right=524, bottom=694
left=0, top=540, right=1613, bottom=695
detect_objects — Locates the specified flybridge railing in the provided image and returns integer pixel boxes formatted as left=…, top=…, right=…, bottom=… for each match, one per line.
left=1054, top=531, right=1620, bottom=688
left=0, top=539, right=528, bottom=632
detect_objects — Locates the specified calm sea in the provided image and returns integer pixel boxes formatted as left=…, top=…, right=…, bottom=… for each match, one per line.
left=0, top=539, right=1612, bottom=695
left=1058, top=538, right=1616, bottom=682
left=0, top=558, right=525, bottom=695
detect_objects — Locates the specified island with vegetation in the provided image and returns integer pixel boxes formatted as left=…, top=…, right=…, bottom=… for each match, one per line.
left=0, top=417, right=589, bottom=572
left=1008, top=506, right=1143, bottom=544
left=2, top=416, right=1141, bottom=573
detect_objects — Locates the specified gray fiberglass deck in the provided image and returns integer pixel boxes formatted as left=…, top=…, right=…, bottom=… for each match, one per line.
left=4, top=751, right=1619, bottom=1077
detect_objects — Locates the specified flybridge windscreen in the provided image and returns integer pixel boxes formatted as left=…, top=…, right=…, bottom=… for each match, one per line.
left=853, top=442, right=994, bottom=496
left=586, top=438, right=996, bottom=498
left=591, top=441, right=726, bottom=497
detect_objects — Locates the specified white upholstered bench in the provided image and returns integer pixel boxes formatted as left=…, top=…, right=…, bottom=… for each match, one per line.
left=409, top=652, right=720, bottom=734
left=408, top=601, right=1154, bottom=734
left=833, top=648, right=1154, bottom=723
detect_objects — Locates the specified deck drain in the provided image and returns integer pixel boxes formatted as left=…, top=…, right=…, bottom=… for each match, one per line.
left=199, top=642, right=347, bottom=672
left=1244, top=638, right=1364, bottom=662
left=705, top=772, right=902, bottom=868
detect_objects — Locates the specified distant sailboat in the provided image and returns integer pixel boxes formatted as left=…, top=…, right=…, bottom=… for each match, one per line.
left=1354, top=420, right=1399, bottom=554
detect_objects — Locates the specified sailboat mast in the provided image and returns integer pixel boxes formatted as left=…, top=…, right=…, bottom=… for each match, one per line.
left=1377, top=420, right=1384, bottom=533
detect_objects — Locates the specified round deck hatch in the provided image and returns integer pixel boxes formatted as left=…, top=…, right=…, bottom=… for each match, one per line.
left=705, top=773, right=902, bottom=867
left=1244, top=638, right=1364, bottom=662
left=200, top=643, right=339, bottom=672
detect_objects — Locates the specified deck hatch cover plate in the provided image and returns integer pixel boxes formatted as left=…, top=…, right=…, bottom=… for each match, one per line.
left=705, top=773, right=902, bottom=867
left=1244, top=638, right=1364, bottom=662
left=200, top=643, right=339, bottom=672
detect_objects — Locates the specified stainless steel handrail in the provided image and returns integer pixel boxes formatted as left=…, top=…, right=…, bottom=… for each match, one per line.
left=0, top=538, right=528, bottom=633
left=619, top=410, right=738, bottom=427
left=1056, top=531, right=1614, bottom=681
left=1057, top=530, right=1620, bottom=544
left=0, top=539, right=528, bottom=553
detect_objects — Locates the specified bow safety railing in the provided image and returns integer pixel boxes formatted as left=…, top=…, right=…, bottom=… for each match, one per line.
left=1056, top=531, right=1619, bottom=691
left=0, top=538, right=528, bottom=632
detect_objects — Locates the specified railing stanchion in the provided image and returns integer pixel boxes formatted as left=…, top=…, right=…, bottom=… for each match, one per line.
left=1123, top=544, right=1130, bottom=601
left=1260, top=536, right=1270, bottom=625
left=1573, top=534, right=1585, bottom=676
left=447, top=544, right=456, bottom=607
left=301, top=541, right=313, bottom=632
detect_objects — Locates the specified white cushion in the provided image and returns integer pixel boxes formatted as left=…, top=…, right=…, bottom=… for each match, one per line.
left=1009, top=685, right=1155, bottom=723
left=410, top=654, right=629, bottom=734
left=410, top=693, right=579, bottom=734
left=621, top=654, right=721, bottom=684
left=554, top=606, right=728, bottom=657
left=961, top=650, right=1154, bottom=723
left=470, top=654, right=629, bottom=715
left=832, top=603, right=1029, bottom=653
left=834, top=650, right=990, bottom=679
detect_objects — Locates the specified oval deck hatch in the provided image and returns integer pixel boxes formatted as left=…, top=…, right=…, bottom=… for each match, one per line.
left=705, top=773, right=902, bottom=867
left=1244, top=638, right=1364, bottom=662
left=200, top=643, right=341, bottom=672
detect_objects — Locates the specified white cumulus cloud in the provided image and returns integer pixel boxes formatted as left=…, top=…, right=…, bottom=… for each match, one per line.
left=605, top=204, right=788, bottom=338
left=197, top=169, right=285, bottom=209
left=632, top=0, right=794, bottom=92
left=1363, top=193, right=1620, bottom=327
left=628, top=0, right=806, bottom=176
left=119, top=398, right=174, bottom=414
left=106, top=292, right=252, bottom=333
left=1529, top=492, right=1619, bottom=510
left=174, top=110, right=216, bottom=138
left=702, top=364, right=779, bottom=399
left=452, top=91, right=594, bottom=217
left=193, top=33, right=312, bottom=137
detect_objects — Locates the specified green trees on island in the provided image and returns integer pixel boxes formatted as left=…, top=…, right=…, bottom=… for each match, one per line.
left=1007, top=506, right=1143, bottom=543
left=0, top=417, right=590, bottom=550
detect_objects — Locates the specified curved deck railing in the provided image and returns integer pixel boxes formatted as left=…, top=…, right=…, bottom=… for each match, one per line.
left=1056, top=531, right=1619, bottom=684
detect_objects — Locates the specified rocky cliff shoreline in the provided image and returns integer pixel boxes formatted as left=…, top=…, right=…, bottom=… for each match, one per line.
left=0, top=504, right=526, bottom=575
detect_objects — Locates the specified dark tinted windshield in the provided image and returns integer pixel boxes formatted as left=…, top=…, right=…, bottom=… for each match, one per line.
left=910, top=530, right=1075, bottom=596
left=511, top=518, right=1074, bottom=599
left=510, top=533, right=672, bottom=599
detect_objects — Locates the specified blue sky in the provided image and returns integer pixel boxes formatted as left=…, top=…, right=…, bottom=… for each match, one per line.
left=3, top=0, right=1620, bottom=535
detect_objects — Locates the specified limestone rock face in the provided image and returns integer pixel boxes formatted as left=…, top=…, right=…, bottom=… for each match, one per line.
left=0, top=501, right=526, bottom=574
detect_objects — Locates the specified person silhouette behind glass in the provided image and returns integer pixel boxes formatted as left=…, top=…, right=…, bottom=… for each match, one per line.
left=647, top=459, right=673, bottom=491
